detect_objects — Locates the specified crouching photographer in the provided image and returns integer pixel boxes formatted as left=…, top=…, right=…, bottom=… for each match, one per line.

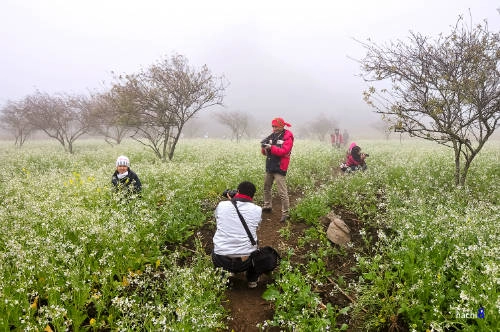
left=212, top=181, right=279, bottom=288
left=340, top=142, right=369, bottom=172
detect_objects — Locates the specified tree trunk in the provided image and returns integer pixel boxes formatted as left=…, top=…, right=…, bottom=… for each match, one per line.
left=459, top=153, right=476, bottom=186
left=162, top=137, right=168, bottom=162
left=454, top=148, right=461, bottom=186
left=454, top=143, right=476, bottom=186
left=168, top=136, right=179, bottom=161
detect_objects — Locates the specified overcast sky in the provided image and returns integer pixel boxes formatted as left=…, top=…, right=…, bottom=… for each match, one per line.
left=1, top=0, right=499, bottom=137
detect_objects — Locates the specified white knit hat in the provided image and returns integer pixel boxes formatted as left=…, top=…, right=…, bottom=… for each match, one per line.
left=116, top=155, right=130, bottom=167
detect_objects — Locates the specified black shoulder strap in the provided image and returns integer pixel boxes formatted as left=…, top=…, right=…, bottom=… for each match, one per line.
left=231, top=200, right=257, bottom=246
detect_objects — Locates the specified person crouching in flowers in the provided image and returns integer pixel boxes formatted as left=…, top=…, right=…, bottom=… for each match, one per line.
left=340, top=142, right=368, bottom=172
left=111, top=155, right=142, bottom=195
left=212, top=181, right=263, bottom=289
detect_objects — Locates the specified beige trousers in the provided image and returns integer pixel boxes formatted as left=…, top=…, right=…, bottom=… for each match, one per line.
left=263, top=172, right=289, bottom=217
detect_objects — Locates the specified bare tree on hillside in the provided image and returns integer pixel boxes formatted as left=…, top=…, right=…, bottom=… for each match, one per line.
left=25, top=92, right=92, bottom=153
left=0, top=99, right=34, bottom=146
left=215, top=110, right=250, bottom=142
left=359, top=16, right=499, bottom=186
left=114, top=54, right=227, bottom=161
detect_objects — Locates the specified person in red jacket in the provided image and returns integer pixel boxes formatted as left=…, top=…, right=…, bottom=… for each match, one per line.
left=340, top=142, right=368, bottom=172
left=330, top=128, right=343, bottom=148
left=260, top=117, right=294, bottom=222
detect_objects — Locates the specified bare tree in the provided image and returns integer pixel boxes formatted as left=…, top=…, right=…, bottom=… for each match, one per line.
left=0, top=99, right=34, bottom=146
left=88, top=88, right=134, bottom=145
left=214, top=110, right=250, bottom=142
left=302, top=113, right=338, bottom=141
left=359, top=16, right=499, bottom=186
left=115, top=54, right=227, bottom=161
left=182, top=117, right=204, bottom=138
left=25, top=91, right=92, bottom=153
left=371, top=119, right=392, bottom=140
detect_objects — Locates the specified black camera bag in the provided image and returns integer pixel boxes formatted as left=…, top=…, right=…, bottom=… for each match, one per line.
left=231, top=200, right=280, bottom=274
left=250, top=246, right=280, bottom=274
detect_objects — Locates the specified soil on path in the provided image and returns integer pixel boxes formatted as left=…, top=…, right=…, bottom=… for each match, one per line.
left=222, top=195, right=296, bottom=332
left=197, top=195, right=293, bottom=331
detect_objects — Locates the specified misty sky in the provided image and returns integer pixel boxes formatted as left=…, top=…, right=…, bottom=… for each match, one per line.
left=1, top=0, right=499, bottom=138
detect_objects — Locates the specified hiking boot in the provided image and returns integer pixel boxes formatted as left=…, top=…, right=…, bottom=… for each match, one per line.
left=262, top=207, right=272, bottom=213
left=248, top=281, right=258, bottom=288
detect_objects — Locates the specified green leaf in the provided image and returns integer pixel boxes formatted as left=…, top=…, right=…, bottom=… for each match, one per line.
left=262, top=288, right=280, bottom=301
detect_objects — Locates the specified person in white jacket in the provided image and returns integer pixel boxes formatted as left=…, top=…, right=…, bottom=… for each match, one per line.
left=212, top=181, right=262, bottom=288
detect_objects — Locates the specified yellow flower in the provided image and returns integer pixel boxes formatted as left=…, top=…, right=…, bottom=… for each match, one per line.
left=30, top=296, right=38, bottom=309
left=156, top=259, right=161, bottom=269
left=122, top=276, right=129, bottom=287
left=44, top=325, right=53, bottom=332
left=90, top=318, right=96, bottom=326
left=91, top=290, right=101, bottom=300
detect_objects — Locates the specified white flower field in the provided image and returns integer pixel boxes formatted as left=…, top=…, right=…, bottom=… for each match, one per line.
left=0, top=138, right=498, bottom=331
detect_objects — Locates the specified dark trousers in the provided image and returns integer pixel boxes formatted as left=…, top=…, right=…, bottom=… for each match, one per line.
left=211, top=252, right=259, bottom=282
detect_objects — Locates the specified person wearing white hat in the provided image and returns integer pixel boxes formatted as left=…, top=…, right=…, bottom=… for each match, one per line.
left=111, top=155, right=142, bottom=194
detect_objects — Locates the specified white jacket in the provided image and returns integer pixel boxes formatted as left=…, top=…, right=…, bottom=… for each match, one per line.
left=213, top=200, right=262, bottom=256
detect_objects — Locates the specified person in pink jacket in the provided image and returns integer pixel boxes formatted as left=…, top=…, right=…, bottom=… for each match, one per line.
left=260, top=117, right=294, bottom=222
left=341, top=142, right=368, bottom=172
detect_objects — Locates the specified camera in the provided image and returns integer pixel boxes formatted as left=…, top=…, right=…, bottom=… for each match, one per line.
left=260, top=138, right=271, bottom=148
left=363, top=153, right=370, bottom=157
left=222, top=189, right=237, bottom=198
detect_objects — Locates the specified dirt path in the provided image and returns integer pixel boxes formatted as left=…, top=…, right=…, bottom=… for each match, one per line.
left=222, top=194, right=300, bottom=332
left=196, top=189, right=371, bottom=331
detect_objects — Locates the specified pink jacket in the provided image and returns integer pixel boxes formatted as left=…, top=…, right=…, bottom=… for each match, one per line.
left=345, top=142, right=365, bottom=167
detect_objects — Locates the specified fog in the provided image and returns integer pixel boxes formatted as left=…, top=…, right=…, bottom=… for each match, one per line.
left=1, top=0, right=499, bottom=139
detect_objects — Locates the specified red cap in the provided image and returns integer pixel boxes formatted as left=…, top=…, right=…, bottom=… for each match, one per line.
left=271, top=117, right=291, bottom=127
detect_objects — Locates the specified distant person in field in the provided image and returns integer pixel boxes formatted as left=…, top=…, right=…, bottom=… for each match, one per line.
left=342, top=130, right=349, bottom=147
left=330, top=128, right=344, bottom=148
left=340, top=142, right=368, bottom=172
left=111, top=155, right=142, bottom=195
left=260, top=117, right=294, bottom=223
left=212, top=181, right=263, bottom=289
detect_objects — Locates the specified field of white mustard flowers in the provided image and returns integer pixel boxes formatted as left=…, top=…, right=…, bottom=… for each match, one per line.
left=0, top=138, right=497, bottom=331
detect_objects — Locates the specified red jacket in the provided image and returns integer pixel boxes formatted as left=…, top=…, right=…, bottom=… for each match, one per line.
left=261, top=129, right=294, bottom=175
left=331, top=133, right=343, bottom=145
